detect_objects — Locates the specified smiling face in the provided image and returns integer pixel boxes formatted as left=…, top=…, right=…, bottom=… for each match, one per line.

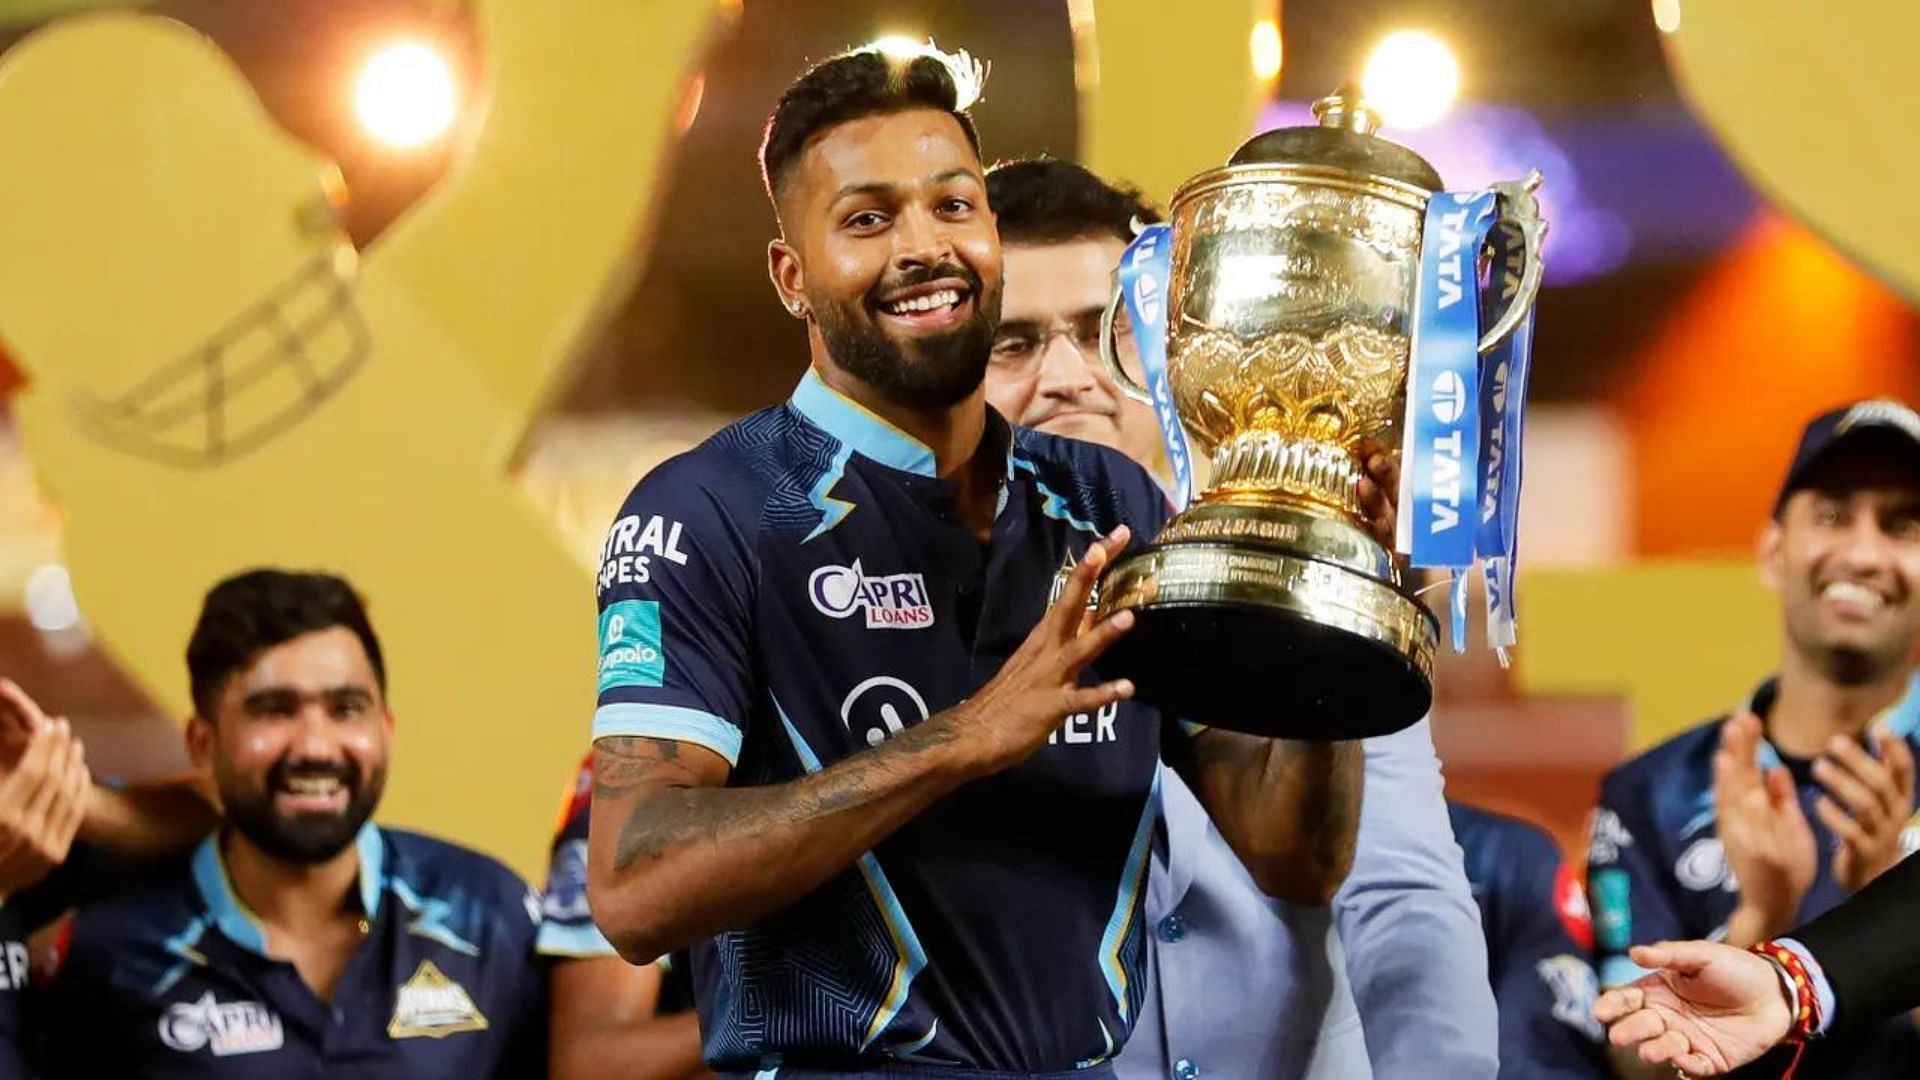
left=986, top=237, right=1162, bottom=468
left=1763, top=436, right=1920, bottom=683
left=188, top=626, right=392, bottom=864
left=768, top=108, right=1002, bottom=411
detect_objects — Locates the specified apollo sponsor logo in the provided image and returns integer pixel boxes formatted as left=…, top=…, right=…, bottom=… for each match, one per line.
left=597, top=600, right=664, bottom=692
left=808, top=561, right=934, bottom=629
left=158, top=992, right=285, bottom=1057
left=597, top=513, right=690, bottom=593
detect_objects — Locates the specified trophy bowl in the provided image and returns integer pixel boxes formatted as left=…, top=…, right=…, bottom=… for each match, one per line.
left=1093, top=89, right=1543, bottom=740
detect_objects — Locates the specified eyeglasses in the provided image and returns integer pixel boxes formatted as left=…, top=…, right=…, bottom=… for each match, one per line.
left=990, top=310, right=1134, bottom=376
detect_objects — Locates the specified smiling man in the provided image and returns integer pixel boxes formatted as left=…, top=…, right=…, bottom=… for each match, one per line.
left=38, top=570, right=547, bottom=1078
left=583, top=45, right=1365, bottom=1079
left=1588, top=400, right=1920, bottom=1079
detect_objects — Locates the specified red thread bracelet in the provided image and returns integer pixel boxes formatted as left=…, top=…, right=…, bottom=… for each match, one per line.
left=1750, top=940, right=1821, bottom=1078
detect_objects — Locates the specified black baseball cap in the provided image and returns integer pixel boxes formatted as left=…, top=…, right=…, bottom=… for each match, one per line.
left=1774, top=399, right=1920, bottom=517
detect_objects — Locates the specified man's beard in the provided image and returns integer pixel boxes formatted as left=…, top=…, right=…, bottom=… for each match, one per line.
left=223, top=756, right=385, bottom=865
left=814, top=264, right=1000, bottom=411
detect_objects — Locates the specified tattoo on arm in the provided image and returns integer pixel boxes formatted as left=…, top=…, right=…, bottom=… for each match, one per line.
left=597, top=719, right=961, bottom=873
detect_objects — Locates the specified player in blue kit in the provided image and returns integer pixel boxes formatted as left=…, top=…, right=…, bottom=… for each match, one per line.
left=585, top=45, right=1368, bottom=1079
left=540, top=752, right=709, bottom=1079
left=1588, top=400, right=1920, bottom=1079
left=36, top=570, right=547, bottom=1078
left=1447, top=801, right=1606, bottom=1079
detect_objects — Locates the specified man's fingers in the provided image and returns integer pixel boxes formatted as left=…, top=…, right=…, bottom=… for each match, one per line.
left=1607, top=1008, right=1669, bottom=1048
left=1814, top=796, right=1872, bottom=851
left=1877, top=726, right=1917, bottom=800
left=1047, top=526, right=1129, bottom=636
left=1812, top=753, right=1887, bottom=832
left=0, top=679, right=48, bottom=736
left=1595, top=986, right=1641, bottom=1024
left=1061, top=610, right=1135, bottom=671
left=1763, top=766, right=1805, bottom=819
left=1823, top=735, right=1905, bottom=820
left=1638, top=1028, right=1691, bottom=1065
left=1633, top=940, right=1715, bottom=976
left=1060, top=680, right=1134, bottom=718
left=19, top=722, right=74, bottom=825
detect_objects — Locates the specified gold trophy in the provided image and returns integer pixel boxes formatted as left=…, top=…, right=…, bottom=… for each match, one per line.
left=1095, top=89, right=1545, bottom=739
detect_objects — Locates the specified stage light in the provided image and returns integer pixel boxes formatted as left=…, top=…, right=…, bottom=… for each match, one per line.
left=355, top=41, right=459, bottom=149
left=1250, top=19, right=1283, bottom=83
left=871, top=35, right=927, bottom=61
left=1362, top=30, right=1460, bottom=130
left=24, top=564, right=80, bottom=633
left=1652, top=0, right=1682, bottom=34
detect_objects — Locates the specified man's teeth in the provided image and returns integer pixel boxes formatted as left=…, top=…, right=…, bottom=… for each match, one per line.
left=284, top=776, right=343, bottom=796
left=1824, top=582, right=1886, bottom=608
left=885, top=289, right=960, bottom=314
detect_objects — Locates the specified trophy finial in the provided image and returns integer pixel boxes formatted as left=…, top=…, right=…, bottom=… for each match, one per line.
left=1311, top=86, right=1382, bottom=135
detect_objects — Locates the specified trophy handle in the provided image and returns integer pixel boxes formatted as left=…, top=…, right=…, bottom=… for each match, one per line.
left=1477, top=169, right=1548, bottom=356
left=1099, top=285, right=1154, bottom=406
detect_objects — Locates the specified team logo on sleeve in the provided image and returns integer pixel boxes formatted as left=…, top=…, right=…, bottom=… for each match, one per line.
left=158, top=992, right=285, bottom=1057
left=388, top=960, right=489, bottom=1039
left=542, top=838, right=593, bottom=921
left=598, top=600, right=665, bottom=692
left=808, top=561, right=934, bottom=629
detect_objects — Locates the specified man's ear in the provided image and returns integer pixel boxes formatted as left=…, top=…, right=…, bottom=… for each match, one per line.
left=1758, top=517, right=1786, bottom=594
left=185, top=714, right=215, bottom=773
left=768, top=239, right=808, bottom=319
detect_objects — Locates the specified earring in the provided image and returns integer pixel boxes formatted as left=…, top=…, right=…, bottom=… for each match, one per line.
left=790, top=300, right=806, bottom=316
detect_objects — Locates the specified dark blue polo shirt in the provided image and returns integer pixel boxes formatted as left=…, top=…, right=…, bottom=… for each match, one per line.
left=40, top=825, right=546, bottom=1078
left=591, top=370, right=1177, bottom=1076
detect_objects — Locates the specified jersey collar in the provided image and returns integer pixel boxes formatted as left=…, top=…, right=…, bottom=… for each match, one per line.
left=1740, top=670, right=1920, bottom=768
left=788, top=367, right=1019, bottom=485
left=190, top=823, right=387, bottom=956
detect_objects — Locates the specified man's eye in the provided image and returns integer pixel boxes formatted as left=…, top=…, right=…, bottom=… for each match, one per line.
left=992, top=338, right=1038, bottom=361
left=845, top=211, right=888, bottom=230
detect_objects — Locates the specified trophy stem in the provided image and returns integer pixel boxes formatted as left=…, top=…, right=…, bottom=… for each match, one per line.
left=1205, top=431, right=1366, bottom=519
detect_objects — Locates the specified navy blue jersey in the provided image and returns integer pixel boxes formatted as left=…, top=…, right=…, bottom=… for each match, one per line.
left=0, top=902, right=32, bottom=1080
left=1588, top=675, right=1920, bottom=1078
left=592, top=370, right=1176, bottom=1075
left=536, top=752, right=615, bottom=962
left=40, top=826, right=547, bottom=1078
left=1448, top=802, right=1605, bottom=1079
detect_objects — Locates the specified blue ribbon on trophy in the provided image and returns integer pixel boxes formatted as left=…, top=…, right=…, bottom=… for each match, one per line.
left=1398, top=189, right=1536, bottom=655
left=1476, top=218, right=1537, bottom=654
left=1114, top=222, right=1194, bottom=509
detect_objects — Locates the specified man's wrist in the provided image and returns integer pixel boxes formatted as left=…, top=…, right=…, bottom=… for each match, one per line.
left=1751, top=939, right=1830, bottom=1041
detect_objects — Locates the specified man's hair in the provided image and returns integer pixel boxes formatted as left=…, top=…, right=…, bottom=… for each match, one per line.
left=987, top=158, right=1161, bottom=246
left=187, top=569, right=386, bottom=719
left=759, top=48, right=982, bottom=209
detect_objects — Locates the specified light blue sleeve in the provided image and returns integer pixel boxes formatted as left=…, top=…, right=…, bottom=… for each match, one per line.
left=1334, top=718, right=1500, bottom=1080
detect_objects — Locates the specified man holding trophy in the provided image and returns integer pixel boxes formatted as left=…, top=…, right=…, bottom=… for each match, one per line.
left=583, top=41, right=1544, bottom=1079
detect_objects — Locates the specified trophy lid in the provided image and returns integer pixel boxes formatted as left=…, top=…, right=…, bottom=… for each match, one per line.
left=1228, top=86, right=1444, bottom=192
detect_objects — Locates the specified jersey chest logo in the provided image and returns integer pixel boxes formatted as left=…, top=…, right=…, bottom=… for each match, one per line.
left=808, top=560, right=934, bottom=629
left=158, top=991, right=285, bottom=1057
left=388, top=960, right=489, bottom=1040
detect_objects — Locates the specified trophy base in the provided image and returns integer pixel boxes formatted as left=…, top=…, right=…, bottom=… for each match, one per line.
left=1093, top=536, right=1436, bottom=740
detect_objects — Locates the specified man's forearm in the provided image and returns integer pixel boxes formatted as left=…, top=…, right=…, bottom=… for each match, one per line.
left=1174, top=730, right=1363, bottom=904
left=589, top=717, right=982, bottom=960
left=80, top=779, right=218, bottom=857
